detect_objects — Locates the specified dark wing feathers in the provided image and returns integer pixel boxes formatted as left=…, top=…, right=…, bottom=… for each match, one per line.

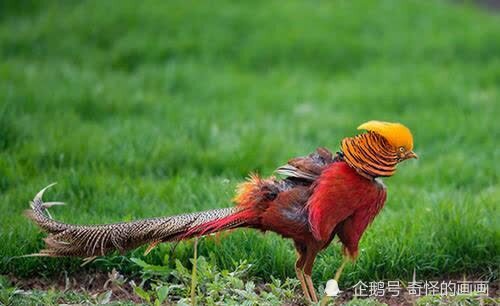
left=275, top=147, right=335, bottom=181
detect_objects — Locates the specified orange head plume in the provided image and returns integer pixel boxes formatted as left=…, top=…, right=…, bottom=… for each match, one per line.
left=357, top=120, right=417, bottom=160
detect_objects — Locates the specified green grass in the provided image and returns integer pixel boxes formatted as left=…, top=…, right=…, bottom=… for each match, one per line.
left=0, top=0, right=498, bottom=290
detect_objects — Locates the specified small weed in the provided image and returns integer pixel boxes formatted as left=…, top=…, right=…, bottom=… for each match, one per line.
left=0, top=275, right=22, bottom=306
left=130, top=255, right=300, bottom=305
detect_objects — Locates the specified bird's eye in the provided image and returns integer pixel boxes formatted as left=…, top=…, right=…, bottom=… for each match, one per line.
left=399, top=147, right=405, bottom=152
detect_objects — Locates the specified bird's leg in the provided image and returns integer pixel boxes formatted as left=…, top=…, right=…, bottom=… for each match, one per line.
left=303, top=247, right=320, bottom=303
left=334, top=256, right=350, bottom=281
left=294, top=250, right=310, bottom=302
left=304, top=273, right=318, bottom=303
left=296, top=268, right=310, bottom=302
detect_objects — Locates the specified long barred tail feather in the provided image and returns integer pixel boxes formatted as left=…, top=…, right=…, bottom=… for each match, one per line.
left=25, top=184, right=242, bottom=258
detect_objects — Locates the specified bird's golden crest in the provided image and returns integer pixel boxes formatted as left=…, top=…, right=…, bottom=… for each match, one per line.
left=357, top=120, right=414, bottom=151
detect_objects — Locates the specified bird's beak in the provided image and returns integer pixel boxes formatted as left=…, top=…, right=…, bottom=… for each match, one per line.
left=406, top=151, right=418, bottom=160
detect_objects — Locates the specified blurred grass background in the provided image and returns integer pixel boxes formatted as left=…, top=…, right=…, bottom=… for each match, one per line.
left=0, top=0, right=498, bottom=286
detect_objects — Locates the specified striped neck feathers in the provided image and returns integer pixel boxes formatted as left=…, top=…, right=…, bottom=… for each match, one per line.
left=341, top=132, right=399, bottom=179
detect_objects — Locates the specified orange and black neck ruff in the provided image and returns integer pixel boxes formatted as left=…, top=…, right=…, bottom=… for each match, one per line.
left=341, top=132, right=398, bottom=179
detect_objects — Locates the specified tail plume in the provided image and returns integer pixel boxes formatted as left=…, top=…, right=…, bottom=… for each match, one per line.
left=25, top=184, right=241, bottom=257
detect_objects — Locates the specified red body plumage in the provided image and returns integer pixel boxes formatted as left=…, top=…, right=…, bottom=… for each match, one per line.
left=308, top=162, right=387, bottom=256
left=188, top=160, right=387, bottom=262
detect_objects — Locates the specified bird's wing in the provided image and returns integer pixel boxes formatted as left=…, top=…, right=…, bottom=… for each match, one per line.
left=275, top=147, right=336, bottom=181
left=307, top=162, right=387, bottom=242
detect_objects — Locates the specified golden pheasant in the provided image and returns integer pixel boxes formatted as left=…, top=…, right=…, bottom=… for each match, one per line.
left=26, top=120, right=417, bottom=302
